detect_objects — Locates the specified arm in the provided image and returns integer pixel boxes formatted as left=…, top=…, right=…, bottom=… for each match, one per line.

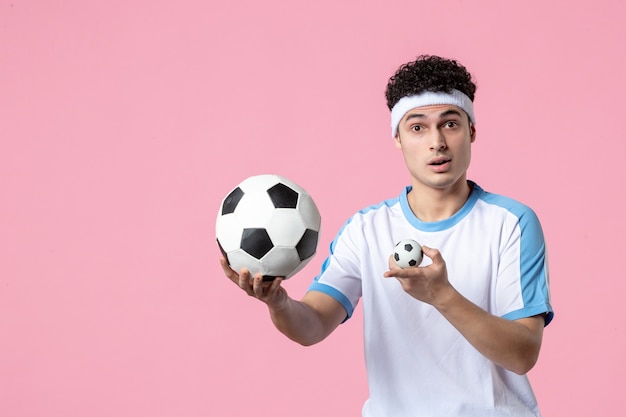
left=433, top=288, right=544, bottom=375
left=384, top=246, right=545, bottom=375
left=220, top=257, right=346, bottom=346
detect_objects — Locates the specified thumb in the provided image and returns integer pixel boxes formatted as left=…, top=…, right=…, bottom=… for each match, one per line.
left=421, top=245, right=442, bottom=261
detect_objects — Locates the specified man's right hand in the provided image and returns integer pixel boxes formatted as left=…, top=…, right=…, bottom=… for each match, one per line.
left=220, top=257, right=289, bottom=309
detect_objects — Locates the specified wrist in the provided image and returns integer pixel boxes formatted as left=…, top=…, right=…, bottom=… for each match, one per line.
left=267, top=295, right=290, bottom=315
left=432, top=284, right=460, bottom=313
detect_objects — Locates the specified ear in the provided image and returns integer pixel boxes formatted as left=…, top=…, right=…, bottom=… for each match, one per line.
left=394, top=133, right=402, bottom=149
left=469, top=123, right=477, bottom=143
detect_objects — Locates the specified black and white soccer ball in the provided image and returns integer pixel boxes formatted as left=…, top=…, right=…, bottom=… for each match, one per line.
left=216, top=174, right=321, bottom=281
left=393, top=239, right=423, bottom=268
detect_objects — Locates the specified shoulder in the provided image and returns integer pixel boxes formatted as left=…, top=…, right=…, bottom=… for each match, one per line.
left=343, top=192, right=404, bottom=226
left=357, top=192, right=403, bottom=215
left=471, top=183, right=545, bottom=247
left=329, top=191, right=404, bottom=247
left=473, top=184, right=540, bottom=224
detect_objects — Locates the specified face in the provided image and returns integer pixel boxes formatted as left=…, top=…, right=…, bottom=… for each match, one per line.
left=394, top=104, right=476, bottom=193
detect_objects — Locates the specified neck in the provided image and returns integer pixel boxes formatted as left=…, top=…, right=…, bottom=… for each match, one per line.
left=407, top=179, right=472, bottom=222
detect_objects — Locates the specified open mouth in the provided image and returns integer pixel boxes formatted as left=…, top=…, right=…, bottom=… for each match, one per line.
left=429, top=157, right=451, bottom=166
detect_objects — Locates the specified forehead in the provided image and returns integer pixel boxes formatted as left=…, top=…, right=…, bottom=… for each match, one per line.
left=402, top=104, right=465, bottom=121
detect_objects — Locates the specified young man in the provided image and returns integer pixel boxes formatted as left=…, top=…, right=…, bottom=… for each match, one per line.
left=220, top=55, right=554, bottom=416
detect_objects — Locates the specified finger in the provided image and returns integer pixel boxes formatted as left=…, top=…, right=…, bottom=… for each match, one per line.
left=222, top=258, right=252, bottom=290
left=238, top=268, right=254, bottom=294
left=384, top=267, right=407, bottom=279
left=220, top=257, right=238, bottom=280
left=266, top=277, right=283, bottom=296
left=252, top=273, right=266, bottom=298
left=421, top=246, right=442, bottom=262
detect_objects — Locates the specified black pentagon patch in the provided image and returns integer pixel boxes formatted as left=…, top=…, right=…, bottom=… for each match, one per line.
left=408, top=259, right=417, bottom=267
left=267, top=183, right=298, bottom=208
left=222, top=187, right=244, bottom=215
left=394, top=253, right=400, bottom=262
left=241, top=228, right=274, bottom=259
left=404, top=243, right=414, bottom=252
left=262, top=275, right=278, bottom=282
left=296, top=229, right=318, bottom=260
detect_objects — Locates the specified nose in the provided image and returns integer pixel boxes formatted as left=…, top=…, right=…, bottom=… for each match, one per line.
left=429, top=129, right=447, bottom=151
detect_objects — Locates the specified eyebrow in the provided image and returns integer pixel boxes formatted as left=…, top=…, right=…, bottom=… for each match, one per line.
left=404, top=108, right=464, bottom=122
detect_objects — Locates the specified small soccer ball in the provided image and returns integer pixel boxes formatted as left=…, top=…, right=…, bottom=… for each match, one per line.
left=393, top=239, right=423, bottom=268
left=216, top=174, right=321, bottom=281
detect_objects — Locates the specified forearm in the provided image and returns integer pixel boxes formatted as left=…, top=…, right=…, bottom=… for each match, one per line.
left=268, top=299, right=325, bottom=346
left=434, top=287, right=544, bottom=375
left=268, top=291, right=345, bottom=347
left=221, top=259, right=345, bottom=346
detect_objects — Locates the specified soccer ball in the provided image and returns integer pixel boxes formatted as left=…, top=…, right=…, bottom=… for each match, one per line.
left=216, top=174, right=321, bottom=281
left=393, top=239, right=423, bottom=268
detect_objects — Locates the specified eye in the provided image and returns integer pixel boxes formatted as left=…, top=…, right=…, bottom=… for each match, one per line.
left=411, top=125, right=422, bottom=132
left=443, top=121, right=458, bottom=128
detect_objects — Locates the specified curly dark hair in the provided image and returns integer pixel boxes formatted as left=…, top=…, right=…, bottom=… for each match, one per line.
left=385, top=55, right=477, bottom=110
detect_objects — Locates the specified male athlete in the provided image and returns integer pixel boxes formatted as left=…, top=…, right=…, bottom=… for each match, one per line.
left=220, top=55, right=553, bottom=416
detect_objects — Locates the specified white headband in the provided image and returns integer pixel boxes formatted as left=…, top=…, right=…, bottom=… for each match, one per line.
left=390, top=89, right=476, bottom=137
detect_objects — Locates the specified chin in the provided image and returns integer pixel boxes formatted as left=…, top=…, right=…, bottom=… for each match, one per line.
left=428, top=175, right=466, bottom=190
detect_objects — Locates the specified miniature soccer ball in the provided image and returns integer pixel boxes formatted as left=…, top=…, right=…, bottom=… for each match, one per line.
left=216, top=174, right=321, bottom=281
left=393, top=239, right=423, bottom=268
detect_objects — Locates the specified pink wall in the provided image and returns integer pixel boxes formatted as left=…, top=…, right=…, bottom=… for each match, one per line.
left=1, top=1, right=624, bottom=416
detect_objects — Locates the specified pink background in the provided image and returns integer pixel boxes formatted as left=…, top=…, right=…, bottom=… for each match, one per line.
left=1, top=1, right=624, bottom=416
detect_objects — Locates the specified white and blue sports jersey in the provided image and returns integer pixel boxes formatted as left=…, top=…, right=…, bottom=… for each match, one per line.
left=308, top=181, right=553, bottom=417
